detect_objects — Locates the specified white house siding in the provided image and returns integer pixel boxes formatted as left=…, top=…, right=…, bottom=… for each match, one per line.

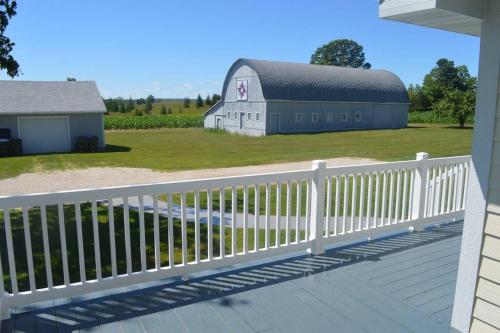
left=470, top=74, right=500, bottom=332
left=69, top=113, right=105, bottom=148
left=221, top=65, right=266, bottom=136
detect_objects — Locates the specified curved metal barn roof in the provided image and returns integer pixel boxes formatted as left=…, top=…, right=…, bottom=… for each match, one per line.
left=222, top=59, right=409, bottom=104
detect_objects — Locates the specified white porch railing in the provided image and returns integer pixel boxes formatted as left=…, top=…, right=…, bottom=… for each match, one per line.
left=0, top=153, right=470, bottom=319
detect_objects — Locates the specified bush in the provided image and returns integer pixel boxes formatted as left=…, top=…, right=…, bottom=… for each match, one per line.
left=104, top=115, right=203, bottom=130
left=160, top=105, right=167, bottom=115
left=408, top=111, right=474, bottom=124
left=134, top=109, right=144, bottom=116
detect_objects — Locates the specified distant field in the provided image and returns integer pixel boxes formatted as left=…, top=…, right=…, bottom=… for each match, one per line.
left=0, top=125, right=472, bottom=179
left=106, top=101, right=209, bottom=117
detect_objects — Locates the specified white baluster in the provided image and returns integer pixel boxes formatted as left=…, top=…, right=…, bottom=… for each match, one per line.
left=91, top=200, right=102, bottom=279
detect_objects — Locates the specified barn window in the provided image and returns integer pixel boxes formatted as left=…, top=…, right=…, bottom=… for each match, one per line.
left=234, top=112, right=238, bottom=120
left=227, top=111, right=231, bottom=118
left=312, top=113, right=319, bottom=122
left=355, top=113, right=361, bottom=121
left=256, top=113, right=260, bottom=121
left=327, top=113, right=333, bottom=122
left=341, top=113, right=348, bottom=122
left=247, top=112, right=252, bottom=120
left=295, top=113, right=303, bottom=123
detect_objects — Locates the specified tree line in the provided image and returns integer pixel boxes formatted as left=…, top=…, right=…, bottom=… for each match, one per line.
left=104, top=93, right=221, bottom=115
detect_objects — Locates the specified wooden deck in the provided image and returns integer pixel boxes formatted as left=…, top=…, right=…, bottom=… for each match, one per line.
left=1, top=221, right=462, bottom=333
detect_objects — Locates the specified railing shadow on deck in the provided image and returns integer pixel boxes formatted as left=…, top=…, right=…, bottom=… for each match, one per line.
left=3, top=221, right=463, bottom=333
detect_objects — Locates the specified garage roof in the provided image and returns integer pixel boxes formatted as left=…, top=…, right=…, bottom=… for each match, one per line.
left=0, top=81, right=107, bottom=114
left=222, top=59, right=409, bottom=104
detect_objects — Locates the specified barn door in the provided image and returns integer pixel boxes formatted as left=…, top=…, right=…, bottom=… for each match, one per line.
left=270, top=113, right=280, bottom=133
left=239, top=112, right=245, bottom=129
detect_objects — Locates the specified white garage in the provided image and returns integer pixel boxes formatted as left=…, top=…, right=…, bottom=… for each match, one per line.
left=18, top=117, right=71, bottom=154
left=0, top=80, right=106, bottom=155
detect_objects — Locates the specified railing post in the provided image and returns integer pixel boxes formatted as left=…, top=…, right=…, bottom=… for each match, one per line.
left=411, top=152, right=429, bottom=231
left=0, top=293, right=9, bottom=321
left=309, top=160, right=326, bottom=255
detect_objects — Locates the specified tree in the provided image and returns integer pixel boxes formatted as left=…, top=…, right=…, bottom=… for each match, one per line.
left=183, top=97, right=191, bottom=108
left=0, top=0, right=19, bottom=77
left=310, top=39, right=371, bottom=69
left=434, top=88, right=476, bottom=128
left=66, top=77, right=77, bottom=81
left=160, top=105, right=167, bottom=115
left=104, top=99, right=118, bottom=113
left=211, top=93, right=221, bottom=104
left=205, top=94, right=212, bottom=106
left=407, top=84, right=431, bottom=112
left=126, top=97, right=135, bottom=112
left=196, top=94, right=203, bottom=108
left=422, top=58, right=476, bottom=106
left=119, top=102, right=126, bottom=113
left=144, top=100, right=153, bottom=115
left=146, top=94, right=155, bottom=104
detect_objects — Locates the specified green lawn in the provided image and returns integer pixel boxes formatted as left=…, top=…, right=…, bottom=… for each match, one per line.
left=0, top=204, right=301, bottom=292
left=0, top=125, right=472, bottom=180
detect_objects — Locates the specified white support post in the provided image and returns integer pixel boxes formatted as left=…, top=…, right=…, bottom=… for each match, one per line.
left=0, top=293, right=9, bottom=321
left=411, top=152, right=428, bottom=231
left=309, top=160, right=326, bottom=255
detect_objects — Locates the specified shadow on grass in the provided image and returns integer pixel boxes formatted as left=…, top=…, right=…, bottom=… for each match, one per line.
left=442, top=125, right=474, bottom=130
left=102, top=144, right=131, bottom=153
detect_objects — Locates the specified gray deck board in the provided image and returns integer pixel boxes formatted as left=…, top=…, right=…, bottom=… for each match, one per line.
left=0, top=221, right=463, bottom=333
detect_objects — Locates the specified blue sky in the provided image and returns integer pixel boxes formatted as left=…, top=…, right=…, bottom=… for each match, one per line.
left=3, top=0, right=480, bottom=98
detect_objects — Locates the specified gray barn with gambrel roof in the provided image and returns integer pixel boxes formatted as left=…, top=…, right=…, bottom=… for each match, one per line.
left=204, top=59, right=409, bottom=136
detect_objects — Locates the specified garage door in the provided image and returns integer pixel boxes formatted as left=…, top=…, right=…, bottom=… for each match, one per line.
left=19, top=117, right=71, bottom=154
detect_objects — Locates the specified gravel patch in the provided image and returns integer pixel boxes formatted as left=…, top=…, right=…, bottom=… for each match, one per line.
left=0, top=157, right=378, bottom=196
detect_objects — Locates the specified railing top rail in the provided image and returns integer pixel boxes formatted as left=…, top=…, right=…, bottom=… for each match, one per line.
left=324, top=159, right=417, bottom=176
left=0, top=155, right=471, bottom=209
left=427, top=155, right=471, bottom=166
left=0, top=168, right=313, bottom=209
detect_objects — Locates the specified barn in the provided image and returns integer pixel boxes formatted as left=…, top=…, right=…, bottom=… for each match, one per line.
left=0, top=80, right=106, bottom=154
left=204, top=59, right=409, bottom=136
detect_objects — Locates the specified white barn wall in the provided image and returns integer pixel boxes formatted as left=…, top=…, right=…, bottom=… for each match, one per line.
left=373, top=103, right=408, bottom=129
left=222, top=65, right=266, bottom=136
left=203, top=102, right=223, bottom=129
left=266, top=101, right=407, bottom=134
left=266, top=101, right=372, bottom=133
